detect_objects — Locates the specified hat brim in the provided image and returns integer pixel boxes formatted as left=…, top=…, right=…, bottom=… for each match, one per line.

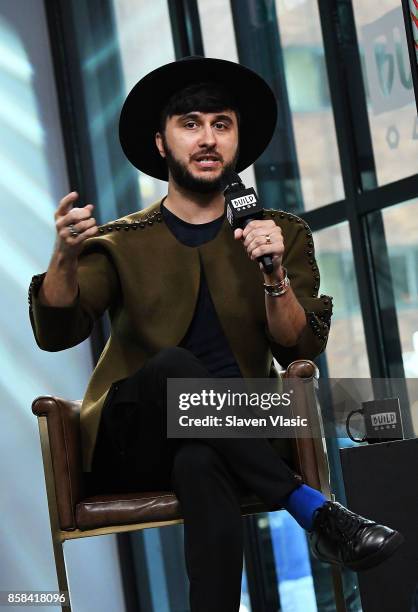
left=119, top=57, right=277, bottom=181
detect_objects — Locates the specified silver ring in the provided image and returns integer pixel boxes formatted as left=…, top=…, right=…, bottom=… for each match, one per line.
left=265, top=234, right=271, bottom=245
left=68, top=224, right=79, bottom=237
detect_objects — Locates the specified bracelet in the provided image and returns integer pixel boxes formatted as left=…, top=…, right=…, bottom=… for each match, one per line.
left=263, top=268, right=290, bottom=297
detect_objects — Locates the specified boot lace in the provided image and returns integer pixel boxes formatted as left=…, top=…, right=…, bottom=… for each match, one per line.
left=318, top=504, right=368, bottom=544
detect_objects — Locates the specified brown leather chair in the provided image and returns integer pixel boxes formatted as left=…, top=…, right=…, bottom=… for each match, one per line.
left=32, top=360, right=345, bottom=611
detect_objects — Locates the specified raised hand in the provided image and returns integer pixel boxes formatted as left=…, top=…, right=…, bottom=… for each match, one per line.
left=54, top=191, right=98, bottom=260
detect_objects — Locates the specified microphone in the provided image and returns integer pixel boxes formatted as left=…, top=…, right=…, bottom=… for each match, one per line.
left=223, top=170, right=274, bottom=274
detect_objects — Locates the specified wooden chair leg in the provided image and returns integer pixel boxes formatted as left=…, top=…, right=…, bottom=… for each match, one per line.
left=38, top=417, right=71, bottom=610
left=51, top=539, right=71, bottom=611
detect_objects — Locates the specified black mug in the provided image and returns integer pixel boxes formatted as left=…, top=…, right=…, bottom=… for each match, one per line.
left=345, top=398, right=404, bottom=444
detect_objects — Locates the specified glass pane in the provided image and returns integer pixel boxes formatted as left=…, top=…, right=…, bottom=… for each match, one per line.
left=198, top=0, right=343, bottom=211
left=114, top=0, right=174, bottom=90
left=113, top=0, right=175, bottom=207
left=352, top=1, right=418, bottom=186
left=314, top=223, right=371, bottom=378
left=68, top=0, right=175, bottom=223
left=312, top=224, right=366, bottom=610
left=241, top=560, right=252, bottom=611
left=198, top=0, right=238, bottom=63
left=275, top=0, right=344, bottom=211
left=382, top=200, right=418, bottom=377
left=196, top=0, right=257, bottom=192
left=268, top=512, right=318, bottom=611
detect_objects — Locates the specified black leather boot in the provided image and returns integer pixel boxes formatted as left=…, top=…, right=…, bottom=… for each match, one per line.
left=308, top=501, right=404, bottom=571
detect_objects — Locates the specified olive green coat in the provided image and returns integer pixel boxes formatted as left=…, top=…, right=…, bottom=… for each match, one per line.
left=28, top=200, right=332, bottom=472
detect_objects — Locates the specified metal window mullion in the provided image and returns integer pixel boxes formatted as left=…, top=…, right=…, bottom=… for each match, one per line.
left=167, top=0, right=204, bottom=58
left=230, top=0, right=304, bottom=214
left=317, top=0, right=405, bottom=378
left=318, top=0, right=386, bottom=375
left=44, top=0, right=110, bottom=365
left=357, top=174, right=418, bottom=215
left=300, top=200, right=347, bottom=231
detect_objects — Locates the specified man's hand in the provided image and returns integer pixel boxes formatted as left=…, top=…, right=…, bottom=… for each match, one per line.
left=55, top=191, right=98, bottom=260
left=234, top=219, right=284, bottom=282
left=37, top=192, right=98, bottom=307
left=235, top=218, right=306, bottom=346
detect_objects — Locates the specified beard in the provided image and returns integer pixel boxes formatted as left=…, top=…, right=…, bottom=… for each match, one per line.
left=162, top=137, right=239, bottom=194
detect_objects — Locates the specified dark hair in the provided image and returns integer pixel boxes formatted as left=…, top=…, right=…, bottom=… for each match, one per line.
left=159, top=81, right=240, bottom=131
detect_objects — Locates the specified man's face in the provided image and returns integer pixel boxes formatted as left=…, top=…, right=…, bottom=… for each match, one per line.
left=155, top=110, right=239, bottom=193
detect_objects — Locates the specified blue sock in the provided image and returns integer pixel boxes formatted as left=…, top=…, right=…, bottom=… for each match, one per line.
left=282, top=484, right=327, bottom=531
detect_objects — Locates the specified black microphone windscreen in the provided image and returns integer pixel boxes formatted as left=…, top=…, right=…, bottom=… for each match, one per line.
left=221, top=170, right=244, bottom=194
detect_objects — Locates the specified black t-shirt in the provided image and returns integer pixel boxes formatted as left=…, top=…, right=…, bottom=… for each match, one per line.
left=161, top=201, right=242, bottom=378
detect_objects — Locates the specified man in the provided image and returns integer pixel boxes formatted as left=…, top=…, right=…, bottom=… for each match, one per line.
left=29, top=57, right=402, bottom=611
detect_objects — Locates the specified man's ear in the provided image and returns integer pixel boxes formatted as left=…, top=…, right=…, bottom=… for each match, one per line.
left=155, top=132, right=166, bottom=159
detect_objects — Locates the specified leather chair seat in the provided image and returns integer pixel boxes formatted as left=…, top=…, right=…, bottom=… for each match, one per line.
left=76, top=490, right=267, bottom=531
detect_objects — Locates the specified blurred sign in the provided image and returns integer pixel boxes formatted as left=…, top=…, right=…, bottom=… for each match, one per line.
left=362, top=7, right=413, bottom=114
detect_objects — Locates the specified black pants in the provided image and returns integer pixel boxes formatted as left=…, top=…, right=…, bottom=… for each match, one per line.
left=90, top=347, right=301, bottom=612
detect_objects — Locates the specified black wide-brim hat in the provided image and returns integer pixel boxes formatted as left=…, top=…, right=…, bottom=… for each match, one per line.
left=119, top=56, right=277, bottom=181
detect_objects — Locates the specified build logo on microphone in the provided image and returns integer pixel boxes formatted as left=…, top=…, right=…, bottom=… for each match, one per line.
left=230, top=193, right=257, bottom=210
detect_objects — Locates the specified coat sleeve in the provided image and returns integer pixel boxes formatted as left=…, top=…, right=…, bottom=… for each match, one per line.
left=264, top=212, right=333, bottom=367
left=28, top=242, right=119, bottom=352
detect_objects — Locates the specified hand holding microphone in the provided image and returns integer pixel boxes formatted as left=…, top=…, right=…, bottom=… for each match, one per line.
left=223, top=171, right=284, bottom=280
